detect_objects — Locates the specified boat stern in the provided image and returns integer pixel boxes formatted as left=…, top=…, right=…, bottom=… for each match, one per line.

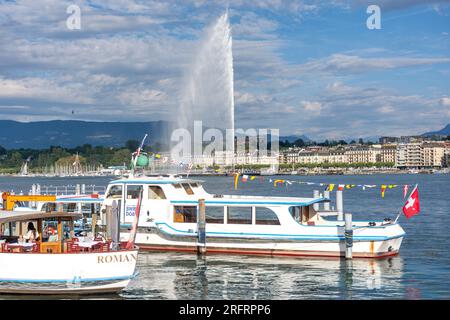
left=353, top=222, right=406, bottom=258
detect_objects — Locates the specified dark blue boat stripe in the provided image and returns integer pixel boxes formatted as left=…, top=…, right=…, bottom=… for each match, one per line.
left=155, top=222, right=405, bottom=242
left=0, top=275, right=133, bottom=283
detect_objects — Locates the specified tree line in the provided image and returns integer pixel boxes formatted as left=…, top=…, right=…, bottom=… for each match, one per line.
left=0, top=140, right=153, bottom=173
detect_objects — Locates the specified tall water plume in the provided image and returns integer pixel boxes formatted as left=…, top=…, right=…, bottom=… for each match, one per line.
left=173, top=12, right=235, bottom=158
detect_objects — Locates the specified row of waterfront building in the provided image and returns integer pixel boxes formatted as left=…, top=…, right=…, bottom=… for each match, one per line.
left=148, top=137, right=450, bottom=169
left=280, top=141, right=450, bottom=168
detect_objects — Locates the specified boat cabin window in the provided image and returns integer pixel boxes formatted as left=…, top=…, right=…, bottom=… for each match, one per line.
left=227, top=207, right=252, bottom=224
left=66, top=203, right=77, bottom=212
left=206, top=206, right=224, bottom=224
left=62, top=220, right=72, bottom=240
left=182, top=183, right=194, bottom=195
left=42, top=202, right=57, bottom=212
left=126, top=185, right=143, bottom=199
left=190, top=182, right=200, bottom=188
left=149, top=186, right=166, bottom=200
left=0, top=222, right=20, bottom=243
left=0, top=222, right=17, bottom=237
left=173, top=183, right=182, bottom=189
left=107, top=185, right=123, bottom=199
left=42, top=218, right=59, bottom=242
left=255, top=207, right=280, bottom=225
left=289, top=206, right=301, bottom=222
left=173, top=206, right=197, bottom=223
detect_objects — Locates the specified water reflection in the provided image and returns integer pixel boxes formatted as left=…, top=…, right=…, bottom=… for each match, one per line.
left=122, top=252, right=405, bottom=300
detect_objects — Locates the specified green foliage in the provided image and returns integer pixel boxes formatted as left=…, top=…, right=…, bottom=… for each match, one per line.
left=0, top=140, right=161, bottom=172
left=125, top=140, right=140, bottom=152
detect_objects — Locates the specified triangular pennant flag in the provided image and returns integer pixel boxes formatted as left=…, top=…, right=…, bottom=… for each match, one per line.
left=381, top=185, right=387, bottom=198
left=403, top=185, right=409, bottom=199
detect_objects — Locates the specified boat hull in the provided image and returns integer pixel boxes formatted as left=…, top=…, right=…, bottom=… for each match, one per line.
left=130, top=229, right=404, bottom=259
left=0, top=250, right=138, bottom=295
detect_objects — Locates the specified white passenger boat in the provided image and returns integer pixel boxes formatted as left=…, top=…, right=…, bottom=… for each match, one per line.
left=0, top=210, right=138, bottom=294
left=97, top=175, right=405, bottom=258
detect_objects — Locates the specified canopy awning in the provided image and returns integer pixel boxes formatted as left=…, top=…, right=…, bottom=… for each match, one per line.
left=0, top=211, right=82, bottom=224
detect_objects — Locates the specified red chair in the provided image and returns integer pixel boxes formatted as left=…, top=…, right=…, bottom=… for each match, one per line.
left=69, top=242, right=81, bottom=253
left=0, top=243, right=7, bottom=253
left=91, top=242, right=102, bottom=252
left=65, top=240, right=73, bottom=252
left=31, top=241, right=40, bottom=253
left=101, top=241, right=111, bottom=252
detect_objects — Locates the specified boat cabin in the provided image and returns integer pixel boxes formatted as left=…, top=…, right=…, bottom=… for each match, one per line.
left=0, top=210, right=111, bottom=254
left=101, top=176, right=329, bottom=231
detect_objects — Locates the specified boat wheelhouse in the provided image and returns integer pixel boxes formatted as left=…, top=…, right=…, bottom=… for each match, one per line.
left=0, top=210, right=138, bottom=294
left=98, top=176, right=405, bottom=258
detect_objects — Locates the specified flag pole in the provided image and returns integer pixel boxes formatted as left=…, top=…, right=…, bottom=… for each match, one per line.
left=394, top=210, right=402, bottom=224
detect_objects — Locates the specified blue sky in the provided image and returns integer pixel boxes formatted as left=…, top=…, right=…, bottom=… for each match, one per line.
left=0, top=0, right=449, bottom=140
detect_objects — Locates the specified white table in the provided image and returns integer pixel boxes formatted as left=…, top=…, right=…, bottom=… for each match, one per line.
left=7, top=242, right=36, bottom=252
left=77, top=241, right=102, bottom=249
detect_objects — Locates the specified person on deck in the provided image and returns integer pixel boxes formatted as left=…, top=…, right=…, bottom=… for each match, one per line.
left=22, top=222, right=39, bottom=243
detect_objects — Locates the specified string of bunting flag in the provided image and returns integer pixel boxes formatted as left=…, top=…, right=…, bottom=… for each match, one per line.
left=233, top=173, right=416, bottom=199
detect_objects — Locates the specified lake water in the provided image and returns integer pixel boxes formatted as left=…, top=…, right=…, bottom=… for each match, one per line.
left=0, top=174, right=449, bottom=299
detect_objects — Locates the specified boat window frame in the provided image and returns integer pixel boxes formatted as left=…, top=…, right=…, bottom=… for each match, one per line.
left=205, top=206, right=225, bottom=224
left=148, top=185, right=167, bottom=200
left=173, top=205, right=197, bottom=223
left=226, top=206, right=253, bottom=225
left=125, top=184, right=143, bottom=200
left=106, top=184, right=123, bottom=199
left=289, top=206, right=301, bottom=223
left=181, top=183, right=194, bottom=195
left=255, top=207, right=281, bottom=225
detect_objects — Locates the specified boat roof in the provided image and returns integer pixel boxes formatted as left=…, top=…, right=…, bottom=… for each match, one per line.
left=56, top=195, right=104, bottom=203
left=110, top=175, right=202, bottom=185
left=171, top=196, right=330, bottom=207
left=0, top=211, right=82, bottom=224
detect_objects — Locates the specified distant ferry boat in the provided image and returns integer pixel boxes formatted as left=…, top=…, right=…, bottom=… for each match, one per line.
left=96, top=175, right=405, bottom=258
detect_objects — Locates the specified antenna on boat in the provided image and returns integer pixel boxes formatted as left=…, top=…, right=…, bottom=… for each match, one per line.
left=129, top=134, right=148, bottom=178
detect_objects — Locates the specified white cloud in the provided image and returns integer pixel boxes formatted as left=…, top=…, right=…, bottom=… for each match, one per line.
left=378, top=105, right=395, bottom=113
left=0, top=77, right=93, bottom=104
left=440, top=97, right=450, bottom=105
left=297, top=54, right=450, bottom=75
left=300, top=101, right=322, bottom=114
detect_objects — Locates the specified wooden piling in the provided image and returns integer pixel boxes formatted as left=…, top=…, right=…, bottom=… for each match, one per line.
left=91, top=203, right=97, bottom=236
left=197, top=199, right=206, bottom=255
left=323, top=190, right=330, bottom=211
left=344, top=212, right=353, bottom=259
left=111, top=200, right=120, bottom=250
left=105, top=205, right=112, bottom=240
left=336, top=190, right=344, bottom=221
left=313, top=190, right=320, bottom=211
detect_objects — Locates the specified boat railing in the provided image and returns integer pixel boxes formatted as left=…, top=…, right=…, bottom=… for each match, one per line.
left=37, top=184, right=106, bottom=195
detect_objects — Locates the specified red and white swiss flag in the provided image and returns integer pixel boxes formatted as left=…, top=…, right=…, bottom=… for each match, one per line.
left=402, top=185, right=420, bottom=219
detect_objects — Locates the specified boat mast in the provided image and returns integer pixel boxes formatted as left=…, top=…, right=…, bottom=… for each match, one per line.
left=129, top=134, right=148, bottom=178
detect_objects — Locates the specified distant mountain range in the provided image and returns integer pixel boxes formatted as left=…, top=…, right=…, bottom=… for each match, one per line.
left=0, top=120, right=170, bottom=149
left=0, top=120, right=447, bottom=149
left=422, top=124, right=450, bottom=137
left=279, top=135, right=311, bottom=143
